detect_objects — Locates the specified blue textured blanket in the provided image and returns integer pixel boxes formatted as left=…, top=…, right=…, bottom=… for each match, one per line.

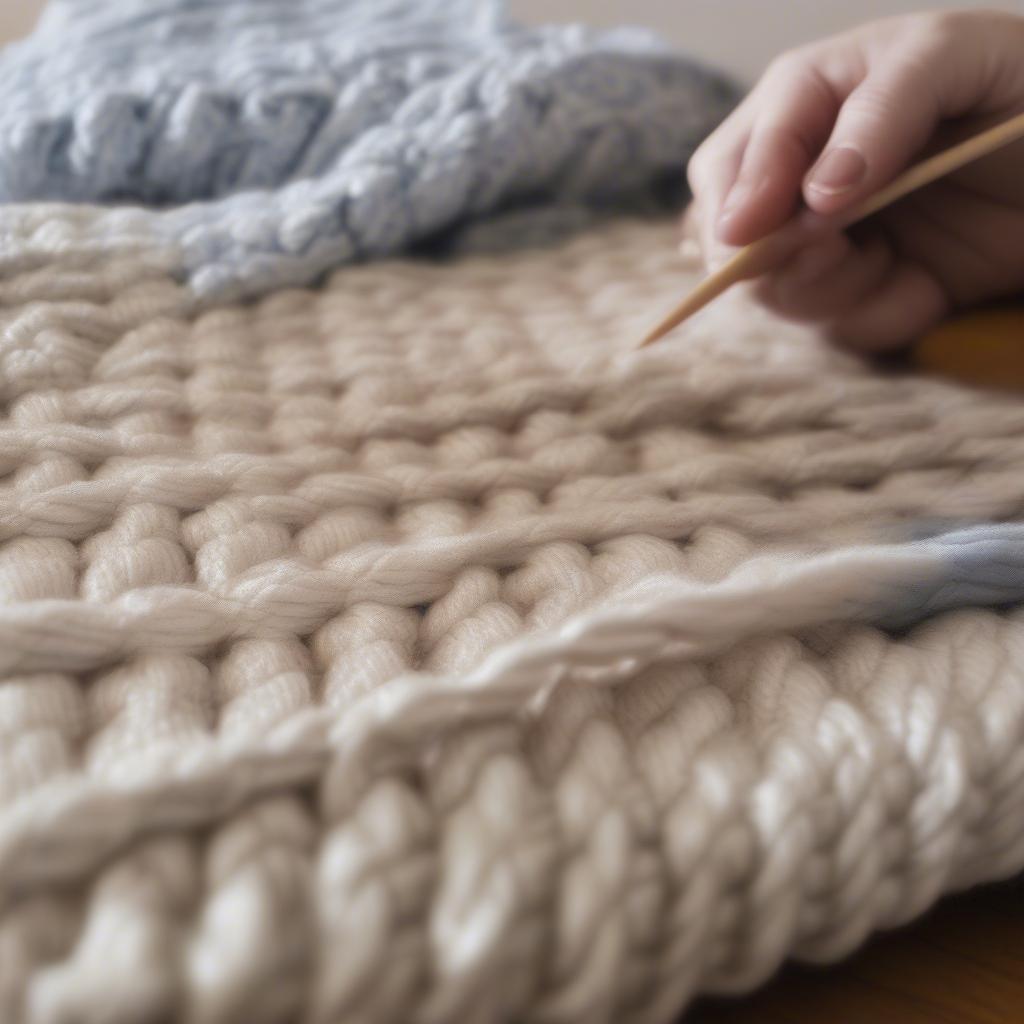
left=0, top=0, right=737, bottom=299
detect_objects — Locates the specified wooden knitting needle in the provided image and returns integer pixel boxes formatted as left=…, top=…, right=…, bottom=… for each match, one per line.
left=637, top=109, right=1024, bottom=348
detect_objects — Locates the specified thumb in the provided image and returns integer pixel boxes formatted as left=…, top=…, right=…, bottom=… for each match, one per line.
left=802, top=64, right=940, bottom=216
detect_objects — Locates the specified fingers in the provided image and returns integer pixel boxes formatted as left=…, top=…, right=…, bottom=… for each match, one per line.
left=715, top=57, right=841, bottom=246
left=685, top=48, right=845, bottom=278
left=800, top=10, right=1024, bottom=217
left=802, top=63, right=941, bottom=217
left=686, top=108, right=750, bottom=270
left=753, top=225, right=949, bottom=350
left=684, top=7, right=1022, bottom=350
left=753, top=231, right=893, bottom=322
left=827, top=261, right=950, bottom=351
left=687, top=10, right=1023, bottom=264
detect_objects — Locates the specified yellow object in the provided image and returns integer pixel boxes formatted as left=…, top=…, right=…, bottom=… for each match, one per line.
left=913, top=306, right=1024, bottom=391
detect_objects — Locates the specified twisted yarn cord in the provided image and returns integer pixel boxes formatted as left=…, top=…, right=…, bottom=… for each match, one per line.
left=2, top=218, right=1024, bottom=1023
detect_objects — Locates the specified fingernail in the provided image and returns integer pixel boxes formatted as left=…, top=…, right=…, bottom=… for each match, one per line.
left=808, top=146, right=866, bottom=195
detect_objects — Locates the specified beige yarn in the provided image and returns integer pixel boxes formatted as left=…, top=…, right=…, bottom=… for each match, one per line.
left=2, top=213, right=1024, bottom=1023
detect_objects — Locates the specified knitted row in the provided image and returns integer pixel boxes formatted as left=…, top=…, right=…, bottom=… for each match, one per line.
left=3, top=217, right=1024, bottom=1022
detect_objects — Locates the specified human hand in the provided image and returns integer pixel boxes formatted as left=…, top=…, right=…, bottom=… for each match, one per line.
left=686, top=10, right=1024, bottom=349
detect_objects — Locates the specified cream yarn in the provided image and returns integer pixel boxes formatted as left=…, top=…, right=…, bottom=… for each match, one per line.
left=2, top=215, right=1024, bottom=1023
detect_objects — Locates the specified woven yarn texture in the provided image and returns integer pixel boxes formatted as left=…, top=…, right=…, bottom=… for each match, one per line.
left=2, top=213, right=1024, bottom=1023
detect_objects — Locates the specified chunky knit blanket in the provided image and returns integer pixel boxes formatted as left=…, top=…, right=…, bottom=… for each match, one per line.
left=0, top=0, right=735, bottom=298
left=4, top=4, right=1024, bottom=1024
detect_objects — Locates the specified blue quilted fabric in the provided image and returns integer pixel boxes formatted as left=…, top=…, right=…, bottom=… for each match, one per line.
left=0, top=0, right=737, bottom=298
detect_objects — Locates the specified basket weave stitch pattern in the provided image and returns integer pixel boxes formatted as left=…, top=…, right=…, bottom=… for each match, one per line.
left=1, top=214, right=1024, bottom=1022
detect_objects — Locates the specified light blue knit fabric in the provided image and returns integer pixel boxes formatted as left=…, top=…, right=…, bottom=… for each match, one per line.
left=0, top=0, right=738, bottom=299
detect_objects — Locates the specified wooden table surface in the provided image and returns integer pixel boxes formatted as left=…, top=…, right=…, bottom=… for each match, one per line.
left=689, top=876, right=1024, bottom=1023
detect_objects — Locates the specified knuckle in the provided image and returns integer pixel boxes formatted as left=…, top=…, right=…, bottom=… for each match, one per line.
left=847, top=83, right=901, bottom=125
left=905, top=10, right=963, bottom=58
left=763, top=41, right=831, bottom=85
left=764, top=48, right=807, bottom=81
